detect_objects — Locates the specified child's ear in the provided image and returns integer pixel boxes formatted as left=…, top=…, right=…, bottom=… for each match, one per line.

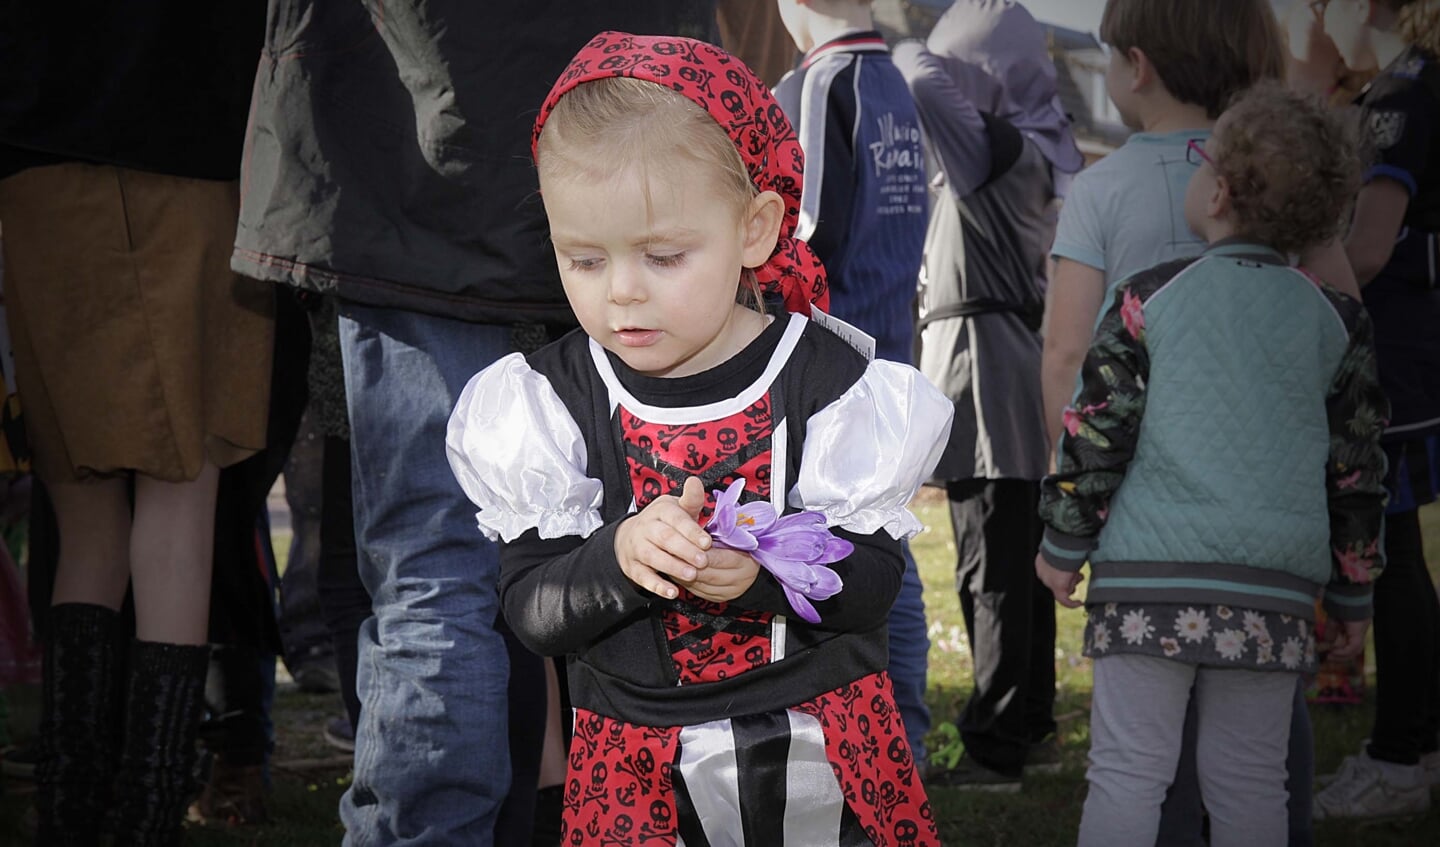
left=1208, top=174, right=1232, bottom=220
left=741, top=191, right=785, bottom=268
left=1127, top=46, right=1154, bottom=93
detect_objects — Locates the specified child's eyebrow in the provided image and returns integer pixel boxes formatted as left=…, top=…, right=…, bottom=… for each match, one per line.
left=549, top=227, right=701, bottom=250
left=636, top=228, right=700, bottom=247
left=548, top=233, right=595, bottom=249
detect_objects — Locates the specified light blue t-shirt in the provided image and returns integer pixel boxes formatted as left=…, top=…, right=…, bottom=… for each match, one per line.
left=1050, top=129, right=1210, bottom=297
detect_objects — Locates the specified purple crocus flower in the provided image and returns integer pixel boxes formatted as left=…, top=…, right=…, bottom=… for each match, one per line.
left=704, top=477, right=773, bottom=551
left=704, top=478, right=851, bottom=623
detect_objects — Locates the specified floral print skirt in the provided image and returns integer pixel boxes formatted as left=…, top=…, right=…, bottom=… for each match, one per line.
left=1083, top=601, right=1318, bottom=673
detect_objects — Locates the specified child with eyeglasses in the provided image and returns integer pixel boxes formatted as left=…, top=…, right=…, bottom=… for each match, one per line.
left=1035, top=81, right=1389, bottom=846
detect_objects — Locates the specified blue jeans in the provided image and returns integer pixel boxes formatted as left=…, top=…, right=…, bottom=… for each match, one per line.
left=888, top=542, right=931, bottom=765
left=337, top=304, right=513, bottom=845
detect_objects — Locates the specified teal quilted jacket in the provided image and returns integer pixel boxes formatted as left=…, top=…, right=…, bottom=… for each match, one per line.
left=1038, top=240, right=1389, bottom=621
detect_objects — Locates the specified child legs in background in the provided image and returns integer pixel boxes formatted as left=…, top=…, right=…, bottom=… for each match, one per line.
left=1192, top=668, right=1297, bottom=847
left=1081, top=655, right=1192, bottom=846
left=1157, top=676, right=1315, bottom=847
left=1081, top=654, right=1294, bottom=847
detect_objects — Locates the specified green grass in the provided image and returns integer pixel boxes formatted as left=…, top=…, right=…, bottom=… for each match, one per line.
left=913, top=492, right=1440, bottom=846
left=3, top=500, right=1439, bottom=845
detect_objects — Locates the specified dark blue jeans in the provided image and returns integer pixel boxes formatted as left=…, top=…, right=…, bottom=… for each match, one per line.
left=337, top=304, right=534, bottom=845
left=888, top=542, right=931, bottom=765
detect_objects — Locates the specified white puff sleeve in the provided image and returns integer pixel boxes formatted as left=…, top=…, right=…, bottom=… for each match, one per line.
left=445, top=354, right=604, bottom=543
left=789, top=360, right=954, bottom=539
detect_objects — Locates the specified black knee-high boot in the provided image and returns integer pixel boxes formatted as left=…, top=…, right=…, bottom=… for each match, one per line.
left=110, top=639, right=210, bottom=847
left=34, top=602, right=121, bottom=847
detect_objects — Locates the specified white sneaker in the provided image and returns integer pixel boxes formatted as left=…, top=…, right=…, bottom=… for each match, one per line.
left=1422, top=749, right=1440, bottom=788
left=1313, top=752, right=1430, bottom=821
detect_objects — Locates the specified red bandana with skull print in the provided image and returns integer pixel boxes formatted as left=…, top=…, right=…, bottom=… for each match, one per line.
left=532, top=30, right=830, bottom=316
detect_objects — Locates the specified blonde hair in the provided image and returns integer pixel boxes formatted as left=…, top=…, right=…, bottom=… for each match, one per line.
left=1398, top=0, right=1440, bottom=55
left=536, top=77, right=755, bottom=212
left=1210, top=81, right=1361, bottom=255
left=536, top=77, right=770, bottom=310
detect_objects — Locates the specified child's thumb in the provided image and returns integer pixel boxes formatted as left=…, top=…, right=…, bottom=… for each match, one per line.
left=679, top=476, right=706, bottom=517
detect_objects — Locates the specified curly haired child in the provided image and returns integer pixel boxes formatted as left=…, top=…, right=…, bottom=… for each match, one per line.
left=1036, top=81, right=1387, bottom=846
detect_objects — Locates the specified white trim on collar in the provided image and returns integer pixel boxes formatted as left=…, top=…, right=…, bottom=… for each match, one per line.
left=587, top=313, right=808, bottom=424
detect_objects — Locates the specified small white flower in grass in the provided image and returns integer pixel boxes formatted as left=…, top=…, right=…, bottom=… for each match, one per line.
left=1242, top=611, right=1269, bottom=641
left=934, top=625, right=969, bottom=655
left=1213, top=628, right=1247, bottom=661
left=1174, top=608, right=1210, bottom=644
left=1280, top=637, right=1304, bottom=670
left=1160, top=637, right=1182, bottom=657
left=1120, top=610, right=1155, bottom=645
left=1216, top=605, right=1233, bottom=620
left=1091, top=624, right=1112, bottom=653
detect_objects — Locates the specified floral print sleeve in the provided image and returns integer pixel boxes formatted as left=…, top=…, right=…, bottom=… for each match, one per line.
left=1037, top=264, right=1174, bottom=572
left=1317, top=290, right=1390, bottom=621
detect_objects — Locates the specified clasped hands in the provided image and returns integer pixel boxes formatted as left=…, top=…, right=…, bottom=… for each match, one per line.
left=615, top=476, right=760, bottom=603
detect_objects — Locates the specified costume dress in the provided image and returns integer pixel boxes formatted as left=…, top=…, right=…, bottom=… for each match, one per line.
left=448, top=313, right=952, bottom=847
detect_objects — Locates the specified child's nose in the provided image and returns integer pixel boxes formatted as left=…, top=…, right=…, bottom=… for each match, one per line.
left=607, top=263, right=648, bottom=305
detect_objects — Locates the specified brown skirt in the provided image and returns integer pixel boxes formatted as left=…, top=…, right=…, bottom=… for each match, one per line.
left=0, top=163, right=273, bottom=483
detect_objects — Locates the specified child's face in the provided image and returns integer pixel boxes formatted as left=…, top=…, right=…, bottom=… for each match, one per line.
left=542, top=161, right=772, bottom=378
left=1183, top=134, right=1224, bottom=241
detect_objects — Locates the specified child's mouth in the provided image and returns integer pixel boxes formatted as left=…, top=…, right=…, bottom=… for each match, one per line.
left=615, top=328, right=662, bottom=347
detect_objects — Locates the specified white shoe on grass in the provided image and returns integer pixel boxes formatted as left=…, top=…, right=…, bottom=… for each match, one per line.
left=1422, top=748, right=1440, bottom=788
left=1313, top=752, right=1430, bottom=821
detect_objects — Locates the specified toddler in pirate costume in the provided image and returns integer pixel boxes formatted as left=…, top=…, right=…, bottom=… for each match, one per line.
left=446, top=32, right=952, bottom=847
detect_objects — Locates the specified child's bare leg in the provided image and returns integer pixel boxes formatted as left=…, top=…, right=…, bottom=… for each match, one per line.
left=49, top=476, right=132, bottom=609
left=540, top=657, right=568, bottom=788
left=129, top=461, right=220, bottom=644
